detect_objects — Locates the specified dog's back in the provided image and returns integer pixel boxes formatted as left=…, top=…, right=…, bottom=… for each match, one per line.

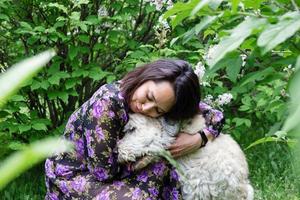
left=177, top=133, right=253, bottom=200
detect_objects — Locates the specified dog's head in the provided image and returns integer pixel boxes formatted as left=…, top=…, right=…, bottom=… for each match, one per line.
left=118, top=113, right=163, bottom=163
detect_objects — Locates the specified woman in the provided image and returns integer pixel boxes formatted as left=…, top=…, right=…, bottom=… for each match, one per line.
left=45, top=59, right=224, bottom=200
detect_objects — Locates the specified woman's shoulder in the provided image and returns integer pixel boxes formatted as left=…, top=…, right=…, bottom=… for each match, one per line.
left=91, top=80, right=122, bottom=99
left=88, top=80, right=127, bottom=110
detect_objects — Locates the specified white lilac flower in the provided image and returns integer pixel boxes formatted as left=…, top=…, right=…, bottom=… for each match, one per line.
left=157, top=16, right=170, bottom=29
left=98, top=6, right=108, bottom=17
left=0, top=65, right=6, bottom=73
left=194, top=61, right=205, bottom=80
left=204, top=45, right=217, bottom=64
left=239, top=1, right=245, bottom=11
left=280, top=89, right=289, bottom=97
left=203, top=95, right=214, bottom=105
left=145, top=0, right=172, bottom=11
left=95, top=26, right=101, bottom=34
left=254, top=9, right=261, bottom=16
left=194, top=61, right=210, bottom=86
left=215, top=93, right=233, bottom=106
left=201, top=81, right=210, bottom=86
left=155, top=1, right=164, bottom=11
left=73, top=28, right=79, bottom=35
left=241, top=53, right=247, bottom=67
left=166, top=0, right=173, bottom=10
left=283, top=64, right=294, bottom=72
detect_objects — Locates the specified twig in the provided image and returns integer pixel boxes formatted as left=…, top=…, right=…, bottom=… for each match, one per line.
left=291, top=0, right=299, bottom=11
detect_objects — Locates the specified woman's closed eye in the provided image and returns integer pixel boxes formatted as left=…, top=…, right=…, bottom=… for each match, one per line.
left=146, top=93, right=153, bottom=101
left=146, top=93, right=164, bottom=115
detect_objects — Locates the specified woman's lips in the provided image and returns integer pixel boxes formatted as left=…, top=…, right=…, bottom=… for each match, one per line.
left=135, top=102, right=142, bottom=112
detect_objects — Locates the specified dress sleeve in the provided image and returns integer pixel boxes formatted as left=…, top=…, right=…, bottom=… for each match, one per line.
left=199, top=101, right=225, bottom=138
left=81, top=96, right=127, bottom=182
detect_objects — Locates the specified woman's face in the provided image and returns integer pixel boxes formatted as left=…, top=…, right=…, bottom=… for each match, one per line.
left=129, top=80, right=175, bottom=118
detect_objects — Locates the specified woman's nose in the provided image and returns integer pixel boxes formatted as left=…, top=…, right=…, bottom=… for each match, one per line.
left=142, top=102, right=155, bottom=113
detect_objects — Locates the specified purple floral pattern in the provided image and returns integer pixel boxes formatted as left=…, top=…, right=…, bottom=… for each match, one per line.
left=199, top=102, right=225, bottom=138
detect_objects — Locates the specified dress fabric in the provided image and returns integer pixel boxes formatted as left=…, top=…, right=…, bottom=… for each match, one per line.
left=44, top=81, right=224, bottom=200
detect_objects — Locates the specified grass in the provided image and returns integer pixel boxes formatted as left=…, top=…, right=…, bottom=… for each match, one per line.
left=0, top=143, right=299, bottom=199
left=246, top=142, right=300, bottom=200
left=0, top=164, right=45, bottom=200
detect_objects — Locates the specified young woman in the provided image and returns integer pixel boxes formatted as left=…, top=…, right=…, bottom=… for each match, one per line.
left=45, top=59, right=224, bottom=200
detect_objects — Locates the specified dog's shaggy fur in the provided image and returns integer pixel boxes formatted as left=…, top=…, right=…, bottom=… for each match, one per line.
left=118, top=113, right=254, bottom=200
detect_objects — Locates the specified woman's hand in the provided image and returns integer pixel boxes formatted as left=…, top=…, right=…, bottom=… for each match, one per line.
left=168, top=132, right=202, bottom=158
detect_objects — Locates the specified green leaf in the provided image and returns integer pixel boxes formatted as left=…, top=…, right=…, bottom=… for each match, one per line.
left=283, top=68, right=300, bottom=132
left=34, top=26, right=46, bottom=32
left=233, top=117, right=251, bottom=127
left=10, top=95, right=25, bottom=102
left=79, top=22, right=88, bottom=32
left=170, top=9, right=190, bottom=28
left=206, top=51, right=242, bottom=77
left=72, top=0, right=89, bottom=7
left=257, top=12, right=300, bottom=54
left=225, top=55, right=242, bottom=83
left=31, top=118, right=52, bottom=126
left=0, top=137, right=73, bottom=189
left=78, top=34, right=89, bottom=43
left=239, top=105, right=250, bottom=111
left=195, top=15, right=218, bottom=35
left=48, top=72, right=70, bottom=85
left=48, top=3, right=68, bottom=14
left=72, top=69, right=89, bottom=77
left=207, top=17, right=267, bottom=67
left=208, top=0, right=223, bottom=10
left=30, top=80, right=41, bottom=90
left=106, top=74, right=116, bottom=83
left=86, top=15, right=100, bottom=25
left=245, top=136, right=282, bottom=150
left=67, top=88, right=79, bottom=97
left=40, top=80, right=50, bottom=90
left=65, top=78, right=79, bottom=89
left=32, top=123, right=47, bottom=131
left=191, top=0, right=212, bottom=16
left=240, top=67, right=274, bottom=86
left=69, top=46, right=78, bottom=60
left=8, top=142, right=27, bottom=151
left=181, top=15, right=218, bottom=44
left=231, top=0, right=240, bottom=13
left=88, top=70, right=107, bottom=81
left=163, top=2, right=190, bottom=19
left=0, top=14, right=9, bottom=21
left=243, top=0, right=265, bottom=9
left=18, top=124, right=31, bottom=133
left=19, top=22, right=32, bottom=30
left=70, top=11, right=81, bottom=21
left=48, top=91, right=69, bottom=103
left=28, top=35, right=39, bottom=45
left=93, top=43, right=104, bottom=50
left=0, top=50, right=56, bottom=108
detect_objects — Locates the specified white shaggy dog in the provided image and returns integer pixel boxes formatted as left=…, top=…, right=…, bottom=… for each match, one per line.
left=118, top=113, right=254, bottom=200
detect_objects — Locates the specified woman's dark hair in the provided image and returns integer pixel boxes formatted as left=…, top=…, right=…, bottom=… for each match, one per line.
left=120, top=59, right=201, bottom=120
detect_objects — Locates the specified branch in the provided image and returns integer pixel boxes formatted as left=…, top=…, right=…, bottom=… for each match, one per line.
left=291, top=0, right=299, bottom=11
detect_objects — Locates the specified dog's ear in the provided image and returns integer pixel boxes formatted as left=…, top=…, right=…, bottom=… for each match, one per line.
left=123, top=123, right=136, bottom=133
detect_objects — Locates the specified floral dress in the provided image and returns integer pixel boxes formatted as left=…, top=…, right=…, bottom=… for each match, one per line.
left=44, top=81, right=224, bottom=200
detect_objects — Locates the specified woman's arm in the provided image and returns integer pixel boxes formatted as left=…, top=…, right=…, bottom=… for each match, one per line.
left=168, top=101, right=225, bottom=158
left=81, top=96, right=127, bottom=182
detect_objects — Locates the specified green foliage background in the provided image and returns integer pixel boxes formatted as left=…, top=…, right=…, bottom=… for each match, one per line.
left=0, top=0, right=299, bottom=199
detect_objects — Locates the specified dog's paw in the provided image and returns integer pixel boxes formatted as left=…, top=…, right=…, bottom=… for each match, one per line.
left=117, top=150, right=136, bottom=163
